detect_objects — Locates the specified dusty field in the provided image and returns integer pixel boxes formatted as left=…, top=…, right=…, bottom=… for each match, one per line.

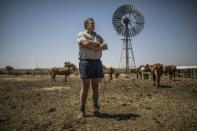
left=0, top=75, right=197, bottom=131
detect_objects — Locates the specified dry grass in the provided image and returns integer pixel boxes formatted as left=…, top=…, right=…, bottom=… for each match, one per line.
left=0, top=75, right=196, bottom=131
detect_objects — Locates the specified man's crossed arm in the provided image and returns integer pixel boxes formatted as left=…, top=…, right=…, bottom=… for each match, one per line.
left=80, top=39, right=108, bottom=51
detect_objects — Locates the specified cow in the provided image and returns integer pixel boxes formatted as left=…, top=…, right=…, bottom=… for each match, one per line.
left=50, top=67, right=75, bottom=83
left=163, top=65, right=176, bottom=81
left=25, top=71, right=31, bottom=78
left=136, top=65, right=145, bottom=79
left=103, top=66, right=115, bottom=80
left=114, top=72, right=120, bottom=80
left=136, top=65, right=150, bottom=80
left=136, top=65, right=143, bottom=79
left=144, top=63, right=163, bottom=88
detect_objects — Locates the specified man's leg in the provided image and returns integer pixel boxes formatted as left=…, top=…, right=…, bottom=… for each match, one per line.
left=78, top=78, right=90, bottom=118
left=91, top=78, right=100, bottom=115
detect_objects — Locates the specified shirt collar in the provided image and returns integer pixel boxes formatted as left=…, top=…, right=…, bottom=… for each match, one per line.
left=85, top=30, right=96, bottom=35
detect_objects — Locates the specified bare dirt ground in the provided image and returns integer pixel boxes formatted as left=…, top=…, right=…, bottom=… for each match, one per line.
left=0, top=75, right=196, bottom=131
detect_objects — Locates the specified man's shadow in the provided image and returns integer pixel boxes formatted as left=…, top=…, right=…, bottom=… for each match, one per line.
left=159, top=84, right=172, bottom=88
left=93, top=112, right=140, bottom=121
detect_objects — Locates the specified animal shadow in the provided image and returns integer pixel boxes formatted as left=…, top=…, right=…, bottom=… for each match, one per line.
left=172, top=79, right=181, bottom=82
left=95, top=112, right=140, bottom=120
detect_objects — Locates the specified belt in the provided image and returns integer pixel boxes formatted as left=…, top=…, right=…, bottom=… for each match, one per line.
left=80, top=59, right=100, bottom=61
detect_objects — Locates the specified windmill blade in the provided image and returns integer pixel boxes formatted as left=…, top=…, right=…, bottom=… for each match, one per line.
left=112, top=4, right=145, bottom=37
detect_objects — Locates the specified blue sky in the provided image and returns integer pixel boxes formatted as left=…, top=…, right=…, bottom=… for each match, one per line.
left=1, top=0, right=197, bottom=69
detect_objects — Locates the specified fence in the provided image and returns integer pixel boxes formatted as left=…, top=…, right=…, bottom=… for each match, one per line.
left=176, top=66, right=197, bottom=79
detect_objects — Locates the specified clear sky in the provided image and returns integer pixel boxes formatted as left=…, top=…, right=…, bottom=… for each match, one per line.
left=1, top=0, right=197, bottom=69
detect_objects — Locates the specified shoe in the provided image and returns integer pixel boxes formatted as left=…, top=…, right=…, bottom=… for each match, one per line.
left=77, top=112, right=85, bottom=119
left=94, top=110, right=100, bottom=117
left=93, top=106, right=100, bottom=117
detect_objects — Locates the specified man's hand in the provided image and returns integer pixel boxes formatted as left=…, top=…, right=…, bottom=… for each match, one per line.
left=80, top=39, right=100, bottom=48
left=99, top=43, right=108, bottom=50
left=92, top=43, right=108, bottom=51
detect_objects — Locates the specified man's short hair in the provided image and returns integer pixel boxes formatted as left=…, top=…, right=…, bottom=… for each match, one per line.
left=84, top=18, right=94, bottom=29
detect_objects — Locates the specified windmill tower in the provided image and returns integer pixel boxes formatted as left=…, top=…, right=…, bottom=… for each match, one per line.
left=112, top=4, right=145, bottom=75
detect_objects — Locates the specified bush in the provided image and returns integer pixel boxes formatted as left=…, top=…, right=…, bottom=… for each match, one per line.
left=0, top=69, right=6, bottom=75
left=5, top=66, right=14, bottom=75
left=64, top=61, right=77, bottom=70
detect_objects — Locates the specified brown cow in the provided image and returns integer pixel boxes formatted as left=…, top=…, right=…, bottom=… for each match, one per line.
left=50, top=67, right=75, bottom=83
left=103, top=66, right=115, bottom=80
left=144, top=63, right=163, bottom=88
left=114, top=72, right=120, bottom=80
left=163, top=65, right=176, bottom=81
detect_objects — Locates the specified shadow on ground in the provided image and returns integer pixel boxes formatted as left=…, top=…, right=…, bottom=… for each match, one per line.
left=94, top=112, right=140, bottom=120
left=160, top=85, right=172, bottom=88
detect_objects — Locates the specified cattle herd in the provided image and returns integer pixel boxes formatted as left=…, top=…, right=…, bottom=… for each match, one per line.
left=50, top=63, right=177, bottom=88
left=103, top=63, right=176, bottom=88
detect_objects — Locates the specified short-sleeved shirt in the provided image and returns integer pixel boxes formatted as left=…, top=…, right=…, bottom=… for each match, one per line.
left=77, top=30, right=104, bottom=60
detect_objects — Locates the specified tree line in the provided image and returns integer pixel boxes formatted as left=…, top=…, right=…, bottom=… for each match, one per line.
left=0, top=61, right=77, bottom=76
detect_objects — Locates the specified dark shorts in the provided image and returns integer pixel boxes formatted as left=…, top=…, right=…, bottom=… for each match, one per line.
left=79, top=59, right=104, bottom=79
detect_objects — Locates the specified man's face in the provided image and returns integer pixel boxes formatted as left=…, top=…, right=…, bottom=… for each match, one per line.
left=87, top=21, right=95, bottom=32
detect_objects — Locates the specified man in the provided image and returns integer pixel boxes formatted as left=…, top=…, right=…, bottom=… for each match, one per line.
left=76, top=18, right=108, bottom=119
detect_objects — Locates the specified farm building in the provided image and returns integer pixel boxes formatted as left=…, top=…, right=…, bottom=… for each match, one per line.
left=176, top=66, right=197, bottom=79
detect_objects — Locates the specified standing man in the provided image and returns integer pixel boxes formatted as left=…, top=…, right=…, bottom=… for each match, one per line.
left=76, top=18, right=108, bottom=119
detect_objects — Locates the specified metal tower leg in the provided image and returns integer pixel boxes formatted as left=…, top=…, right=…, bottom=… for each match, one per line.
left=119, top=38, right=136, bottom=75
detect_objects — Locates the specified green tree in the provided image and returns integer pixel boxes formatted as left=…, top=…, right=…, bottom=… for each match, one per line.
left=64, top=61, right=77, bottom=70
left=5, top=66, right=14, bottom=75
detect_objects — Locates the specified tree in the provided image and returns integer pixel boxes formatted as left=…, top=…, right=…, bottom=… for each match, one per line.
left=64, top=61, right=77, bottom=70
left=0, top=69, right=6, bottom=75
left=5, top=66, right=14, bottom=75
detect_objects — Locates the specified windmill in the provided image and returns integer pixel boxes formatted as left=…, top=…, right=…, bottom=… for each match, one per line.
left=112, top=4, right=145, bottom=75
